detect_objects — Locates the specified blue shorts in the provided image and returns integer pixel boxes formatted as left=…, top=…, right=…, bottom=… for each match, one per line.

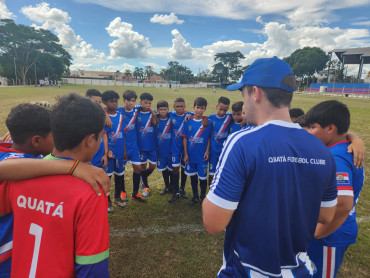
left=185, top=161, right=208, bottom=180
left=209, top=152, right=221, bottom=175
left=140, top=150, right=156, bottom=165
left=307, top=239, right=348, bottom=278
left=172, top=153, right=185, bottom=168
left=157, top=156, right=173, bottom=171
left=107, top=158, right=124, bottom=176
left=125, top=144, right=141, bottom=165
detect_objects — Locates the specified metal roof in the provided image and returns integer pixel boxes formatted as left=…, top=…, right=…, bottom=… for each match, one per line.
left=329, top=47, right=370, bottom=64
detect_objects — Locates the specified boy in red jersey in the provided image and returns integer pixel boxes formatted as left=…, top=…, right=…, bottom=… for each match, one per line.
left=0, top=93, right=109, bottom=278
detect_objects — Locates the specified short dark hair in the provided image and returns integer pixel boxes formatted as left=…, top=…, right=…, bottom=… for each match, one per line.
left=194, top=97, right=207, bottom=107
left=289, top=108, right=304, bottom=119
left=174, top=97, right=185, bottom=103
left=232, top=101, right=243, bottom=112
left=305, top=100, right=350, bottom=134
left=6, top=103, right=52, bottom=145
left=140, top=92, right=153, bottom=101
left=294, top=115, right=308, bottom=128
left=102, top=90, right=119, bottom=102
left=157, top=100, right=169, bottom=109
left=123, top=90, right=137, bottom=100
left=86, top=89, right=102, bottom=98
left=218, top=96, right=230, bottom=106
left=51, top=93, right=106, bottom=151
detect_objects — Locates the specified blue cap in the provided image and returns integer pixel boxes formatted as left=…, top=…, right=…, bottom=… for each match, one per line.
left=227, top=57, right=296, bottom=93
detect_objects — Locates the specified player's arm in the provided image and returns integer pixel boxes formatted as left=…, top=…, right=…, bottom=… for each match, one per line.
left=201, top=115, right=209, bottom=127
left=315, top=195, right=353, bottom=238
left=104, top=111, right=112, bottom=128
left=203, top=199, right=234, bottom=234
left=183, top=136, right=189, bottom=164
left=204, top=136, right=210, bottom=161
left=1, top=131, right=12, bottom=142
left=101, top=133, right=108, bottom=168
left=150, top=108, right=158, bottom=125
left=0, top=159, right=110, bottom=196
left=346, top=132, right=366, bottom=169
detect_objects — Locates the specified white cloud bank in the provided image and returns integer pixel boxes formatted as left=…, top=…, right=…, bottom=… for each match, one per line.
left=168, top=29, right=192, bottom=59
left=150, top=13, right=184, bottom=25
left=0, top=0, right=13, bottom=19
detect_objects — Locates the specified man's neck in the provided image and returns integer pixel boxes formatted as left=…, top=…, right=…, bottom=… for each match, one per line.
left=194, top=115, right=203, bottom=120
left=327, top=134, right=348, bottom=147
left=52, top=149, right=86, bottom=162
left=256, top=105, right=291, bottom=126
left=106, top=109, right=116, bottom=115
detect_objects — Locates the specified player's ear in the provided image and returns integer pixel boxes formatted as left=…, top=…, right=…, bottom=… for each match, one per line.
left=254, top=86, right=263, bottom=103
left=85, top=133, right=97, bottom=148
left=31, top=135, right=42, bottom=147
left=327, top=124, right=337, bottom=135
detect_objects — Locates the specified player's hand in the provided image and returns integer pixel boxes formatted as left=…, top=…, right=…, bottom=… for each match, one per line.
left=240, top=119, right=248, bottom=127
left=1, top=132, right=12, bottom=142
left=184, top=114, right=192, bottom=122
left=124, top=152, right=127, bottom=161
left=72, top=162, right=110, bottom=196
left=347, top=140, right=366, bottom=169
left=203, top=151, right=209, bottom=161
left=151, top=113, right=159, bottom=125
left=101, top=155, right=108, bottom=168
left=105, top=113, right=112, bottom=128
left=107, top=149, right=114, bottom=159
left=202, top=116, right=209, bottom=127
left=183, top=154, right=189, bottom=164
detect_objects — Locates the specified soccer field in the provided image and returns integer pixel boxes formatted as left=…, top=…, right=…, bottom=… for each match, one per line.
left=0, top=85, right=369, bottom=277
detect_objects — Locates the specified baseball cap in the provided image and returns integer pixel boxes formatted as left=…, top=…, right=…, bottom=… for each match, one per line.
left=227, top=56, right=296, bottom=93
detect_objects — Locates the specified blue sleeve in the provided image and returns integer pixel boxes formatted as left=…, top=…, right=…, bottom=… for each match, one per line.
left=75, top=258, right=109, bottom=278
left=321, top=154, right=338, bottom=207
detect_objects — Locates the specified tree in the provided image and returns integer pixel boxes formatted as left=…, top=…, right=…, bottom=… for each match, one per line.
left=326, top=59, right=344, bottom=83
left=159, top=61, right=194, bottom=83
left=283, top=47, right=328, bottom=77
left=0, top=19, right=72, bottom=85
left=144, top=66, right=155, bottom=81
left=213, top=51, right=245, bottom=82
left=212, top=62, right=228, bottom=83
left=124, top=69, right=132, bottom=77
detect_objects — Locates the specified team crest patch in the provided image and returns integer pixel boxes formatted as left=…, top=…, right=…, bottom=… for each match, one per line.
left=336, top=172, right=350, bottom=185
left=189, top=126, right=192, bottom=131
left=138, top=117, right=141, bottom=121
left=172, top=119, right=176, bottom=124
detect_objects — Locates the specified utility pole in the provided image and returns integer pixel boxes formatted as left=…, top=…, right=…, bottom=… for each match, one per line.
left=14, top=58, right=17, bottom=86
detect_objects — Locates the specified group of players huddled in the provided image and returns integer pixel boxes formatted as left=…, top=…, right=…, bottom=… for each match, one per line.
left=0, top=86, right=365, bottom=277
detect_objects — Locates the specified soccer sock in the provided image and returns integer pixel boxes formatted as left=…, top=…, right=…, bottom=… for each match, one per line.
left=172, top=172, right=180, bottom=193
left=162, top=169, right=170, bottom=188
left=141, top=168, right=154, bottom=188
left=190, top=175, right=199, bottom=197
left=181, top=167, right=187, bottom=190
left=199, top=179, right=207, bottom=199
left=133, top=172, right=141, bottom=195
left=114, top=175, right=124, bottom=198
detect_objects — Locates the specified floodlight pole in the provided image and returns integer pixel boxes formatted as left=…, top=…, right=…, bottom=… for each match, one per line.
left=13, top=58, right=17, bottom=86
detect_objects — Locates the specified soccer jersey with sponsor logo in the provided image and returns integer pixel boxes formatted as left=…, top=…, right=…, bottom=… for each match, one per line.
left=320, top=141, right=364, bottom=247
left=136, top=110, right=156, bottom=152
left=207, top=121, right=337, bottom=277
left=90, top=134, right=106, bottom=167
left=155, top=117, right=172, bottom=158
left=209, top=114, right=232, bottom=155
left=0, top=144, right=36, bottom=276
left=117, top=106, right=139, bottom=152
left=182, top=117, right=211, bottom=164
left=105, top=112, right=125, bottom=159
left=0, top=155, right=109, bottom=278
left=169, top=111, right=193, bottom=156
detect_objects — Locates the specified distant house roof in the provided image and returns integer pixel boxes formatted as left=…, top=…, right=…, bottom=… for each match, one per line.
left=329, top=47, right=370, bottom=64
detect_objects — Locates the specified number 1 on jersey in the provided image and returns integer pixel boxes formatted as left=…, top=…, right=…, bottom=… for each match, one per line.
left=29, top=223, right=43, bottom=278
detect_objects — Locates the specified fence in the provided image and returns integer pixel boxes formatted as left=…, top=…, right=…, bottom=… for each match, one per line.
left=305, top=83, right=370, bottom=97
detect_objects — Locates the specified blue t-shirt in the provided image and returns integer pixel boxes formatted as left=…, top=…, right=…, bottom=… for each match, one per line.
left=319, top=141, right=364, bottom=247
left=209, top=114, right=232, bottom=155
left=229, top=122, right=255, bottom=134
left=182, top=117, right=211, bottom=164
left=105, top=112, right=125, bottom=159
left=169, top=111, right=192, bottom=156
left=207, top=121, right=338, bottom=277
left=155, top=117, right=172, bottom=158
left=0, top=143, right=36, bottom=276
left=117, top=106, right=139, bottom=151
left=91, top=137, right=105, bottom=167
left=136, top=110, right=156, bottom=152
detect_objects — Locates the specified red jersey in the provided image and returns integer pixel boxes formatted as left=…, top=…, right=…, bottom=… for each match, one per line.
left=0, top=175, right=109, bottom=278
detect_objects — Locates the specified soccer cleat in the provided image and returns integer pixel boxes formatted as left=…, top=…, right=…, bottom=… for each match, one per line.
left=114, top=197, right=127, bottom=208
left=189, top=196, right=199, bottom=206
left=132, top=192, right=147, bottom=203
left=180, top=188, right=188, bottom=199
left=120, top=191, right=128, bottom=202
left=168, top=193, right=180, bottom=203
left=142, top=187, right=151, bottom=197
left=160, top=187, right=169, bottom=196
left=108, top=199, right=114, bottom=213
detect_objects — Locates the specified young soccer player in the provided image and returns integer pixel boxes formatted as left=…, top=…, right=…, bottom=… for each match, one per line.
left=306, top=100, right=364, bottom=278
left=86, top=89, right=109, bottom=168
left=155, top=101, right=174, bottom=201
left=102, top=90, right=126, bottom=210
left=136, top=92, right=157, bottom=197
left=229, top=101, right=244, bottom=134
left=208, top=97, right=232, bottom=186
left=117, top=90, right=146, bottom=202
left=0, top=94, right=109, bottom=277
left=183, top=97, right=211, bottom=206
left=289, top=107, right=305, bottom=122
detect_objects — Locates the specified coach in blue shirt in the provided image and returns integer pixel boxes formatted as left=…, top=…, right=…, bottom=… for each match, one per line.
left=202, top=57, right=338, bottom=278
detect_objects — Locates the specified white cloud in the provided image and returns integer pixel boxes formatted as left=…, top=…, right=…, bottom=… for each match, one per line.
left=352, top=20, right=370, bottom=26
left=168, top=29, right=192, bottom=59
left=140, top=62, right=163, bottom=72
left=106, top=17, right=151, bottom=59
left=150, top=13, right=184, bottom=25
left=0, top=0, right=13, bottom=19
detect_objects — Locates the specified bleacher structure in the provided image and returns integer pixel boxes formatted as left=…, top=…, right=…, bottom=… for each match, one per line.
left=305, top=83, right=370, bottom=96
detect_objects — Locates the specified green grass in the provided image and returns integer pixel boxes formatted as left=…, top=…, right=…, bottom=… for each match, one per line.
left=0, top=85, right=369, bottom=277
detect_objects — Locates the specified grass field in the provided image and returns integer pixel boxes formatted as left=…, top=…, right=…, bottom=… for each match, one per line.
left=0, top=85, right=369, bottom=277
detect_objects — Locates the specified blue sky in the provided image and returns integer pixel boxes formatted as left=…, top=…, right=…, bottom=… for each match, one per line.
left=1, top=0, right=370, bottom=76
